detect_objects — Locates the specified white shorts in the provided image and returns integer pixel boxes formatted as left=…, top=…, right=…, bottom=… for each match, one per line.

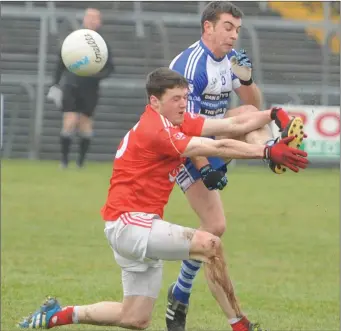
left=104, top=212, right=195, bottom=298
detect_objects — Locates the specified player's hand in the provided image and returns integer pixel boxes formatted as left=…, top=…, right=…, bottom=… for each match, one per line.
left=263, top=136, right=309, bottom=173
left=47, top=84, right=63, bottom=109
left=230, top=49, right=252, bottom=83
left=270, top=107, right=291, bottom=131
left=200, top=165, right=228, bottom=190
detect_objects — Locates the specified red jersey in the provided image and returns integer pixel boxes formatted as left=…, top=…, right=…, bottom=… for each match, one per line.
left=101, top=105, right=205, bottom=221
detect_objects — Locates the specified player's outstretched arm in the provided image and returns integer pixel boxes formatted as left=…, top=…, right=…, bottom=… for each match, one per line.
left=201, top=108, right=273, bottom=138
left=182, top=136, right=308, bottom=172
left=183, top=137, right=264, bottom=159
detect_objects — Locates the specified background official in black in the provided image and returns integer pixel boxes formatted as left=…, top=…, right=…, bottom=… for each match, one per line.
left=47, top=8, right=114, bottom=169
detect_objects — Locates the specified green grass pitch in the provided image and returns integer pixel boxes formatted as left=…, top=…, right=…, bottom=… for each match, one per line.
left=2, top=160, right=339, bottom=330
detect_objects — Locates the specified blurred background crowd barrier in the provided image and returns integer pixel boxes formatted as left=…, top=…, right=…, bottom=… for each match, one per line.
left=0, top=1, right=340, bottom=165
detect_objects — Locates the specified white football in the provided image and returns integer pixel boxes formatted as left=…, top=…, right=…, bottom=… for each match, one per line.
left=61, top=29, right=108, bottom=76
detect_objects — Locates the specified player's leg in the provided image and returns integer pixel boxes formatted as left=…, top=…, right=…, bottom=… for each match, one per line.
left=166, top=164, right=232, bottom=330
left=18, top=214, right=260, bottom=331
left=18, top=216, right=163, bottom=330
left=222, top=105, right=305, bottom=174
left=76, top=91, right=97, bottom=168
left=147, top=220, right=263, bottom=331
left=18, top=275, right=158, bottom=330
left=78, top=114, right=93, bottom=168
left=169, top=180, right=226, bottom=302
left=191, top=231, right=265, bottom=331
left=168, top=168, right=226, bottom=285
left=166, top=179, right=248, bottom=331
left=72, top=267, right=160, bottom=329
left=60, top=86, right=79, bottom=168
left=146, top=220, right=239, bottom=321
left=60, top=112, right=78, bottom=168
left=220, top=105, right=273, bottom=146
left=67, top=216, right=164, bottom=329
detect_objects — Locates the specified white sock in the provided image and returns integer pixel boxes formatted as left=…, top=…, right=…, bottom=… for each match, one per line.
left=265, top=138, right=277, bottom=146
left=72, top=306, right=79, bottom=324
left=229, top=317, right=242, bottom=325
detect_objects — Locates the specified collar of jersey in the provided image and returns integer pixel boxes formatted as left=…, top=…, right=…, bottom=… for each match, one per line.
left=199, top=39, right=226, bottom=63
left=146, top=104, right=157, bottom=114
left=146, top=105, right=176, bottom=128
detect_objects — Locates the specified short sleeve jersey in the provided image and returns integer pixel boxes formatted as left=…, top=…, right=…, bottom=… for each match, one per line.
left=101, top=105, right=205, bottom=220
left=170, top=39, right=241, bottom=119
left=169, top=39, right=241, bottom=170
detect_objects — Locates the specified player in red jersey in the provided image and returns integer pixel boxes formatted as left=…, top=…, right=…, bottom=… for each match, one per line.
left=19, top=68, right=308, bottom=331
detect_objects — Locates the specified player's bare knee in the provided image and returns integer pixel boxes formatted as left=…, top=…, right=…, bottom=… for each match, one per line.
left=209, top=220, right=226, bottom=237
left=62, top=122, right=76, bottom=133
left=120, top=315, right=151, bottom=330
left=63, top=113, right=78, bottom=132
left=79, top=114, right=92, bottom=128
left=200, top=212, right=226, bottom=237
left=120, top=301, right=152, bottom=330
left=201, top=222, right=226, bottom=237
left=130, top=318, right=150, bottom=330
left=203, top=234, right=222, bottom=258
left=190, top=231, right=222, bottom=260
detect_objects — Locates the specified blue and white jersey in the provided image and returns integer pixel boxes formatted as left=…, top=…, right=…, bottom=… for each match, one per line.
left=170, top=39, right=241, bottom=120
left=169, top=39, right=241, bottom=191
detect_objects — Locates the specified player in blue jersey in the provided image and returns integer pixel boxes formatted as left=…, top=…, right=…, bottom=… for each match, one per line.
left=166, top=2, right=303, bottom=331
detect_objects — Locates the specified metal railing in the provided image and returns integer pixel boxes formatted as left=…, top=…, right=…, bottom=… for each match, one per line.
left=0, top=94, right=4, bottom=152
left=0, top=80, right=36, bottom=158
left=1, top=3, right=340, bottom=159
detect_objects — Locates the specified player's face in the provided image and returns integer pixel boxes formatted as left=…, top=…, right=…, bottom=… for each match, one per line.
left=83, top=9, right=102, bottom=30
left=209, top=13, right=241, bottom=57
left=156, top=87, right=189, bottom=126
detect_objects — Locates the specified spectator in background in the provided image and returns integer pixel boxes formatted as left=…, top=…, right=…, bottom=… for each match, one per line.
left=47, top=8, right=114, bottom=169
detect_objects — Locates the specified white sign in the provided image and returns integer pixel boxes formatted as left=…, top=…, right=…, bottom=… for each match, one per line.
left=271, top=105, right=340, bottom=160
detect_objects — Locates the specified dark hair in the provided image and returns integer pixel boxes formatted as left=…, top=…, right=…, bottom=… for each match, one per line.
left=201, top=1, right=244, bottom=33
left=146, top=67, right=189, bottom=99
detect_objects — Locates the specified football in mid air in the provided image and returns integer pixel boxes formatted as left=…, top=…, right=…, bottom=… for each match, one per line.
left=61, top=28, right=108, bottom=76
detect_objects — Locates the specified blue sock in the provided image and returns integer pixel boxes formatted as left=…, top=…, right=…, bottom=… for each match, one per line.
left=172, top=259, right=202, bottom=305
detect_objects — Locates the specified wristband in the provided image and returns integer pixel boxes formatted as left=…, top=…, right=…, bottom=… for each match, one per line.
left=239, top=78, right=253, bottom=86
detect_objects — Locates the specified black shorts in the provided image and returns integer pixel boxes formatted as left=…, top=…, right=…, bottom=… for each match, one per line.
left=62, top=85, right=98, bottom=118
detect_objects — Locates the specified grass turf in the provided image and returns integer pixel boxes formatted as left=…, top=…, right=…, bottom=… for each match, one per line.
left=2, top=160, right=339, bottom=330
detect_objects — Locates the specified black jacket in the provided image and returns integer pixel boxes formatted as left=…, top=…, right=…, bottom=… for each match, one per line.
left=53, top=30, right=114, bottom=91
